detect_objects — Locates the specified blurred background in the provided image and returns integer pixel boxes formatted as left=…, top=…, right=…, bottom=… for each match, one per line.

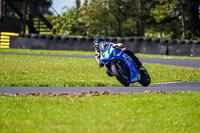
left=0, top=0, right=200, bottom=40
left=52, top=0, right=200, bottom=40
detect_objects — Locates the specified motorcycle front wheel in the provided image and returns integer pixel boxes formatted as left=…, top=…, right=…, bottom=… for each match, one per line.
left=111, top=60, right=130, bottom=87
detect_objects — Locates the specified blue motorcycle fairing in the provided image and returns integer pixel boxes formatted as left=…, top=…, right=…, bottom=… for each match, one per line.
left=100, top=43, right=140, bottom=83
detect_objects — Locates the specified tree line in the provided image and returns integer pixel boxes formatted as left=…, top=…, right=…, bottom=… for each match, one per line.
left=52, top=0, right=200, bottom=40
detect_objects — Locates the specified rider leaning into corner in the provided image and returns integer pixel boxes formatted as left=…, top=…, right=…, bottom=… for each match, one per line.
left=93, top=38, right=147, bottom=77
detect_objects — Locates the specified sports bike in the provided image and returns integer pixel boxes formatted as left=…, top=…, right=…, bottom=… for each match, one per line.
left=100, top=43, right=151, bottom=87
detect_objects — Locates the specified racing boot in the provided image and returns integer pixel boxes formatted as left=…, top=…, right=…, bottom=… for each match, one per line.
left=140, top=65, right=146, bottom=72
left=106, top=69, right=113, bottom=77
left=139, top=66, right=149, bottom=80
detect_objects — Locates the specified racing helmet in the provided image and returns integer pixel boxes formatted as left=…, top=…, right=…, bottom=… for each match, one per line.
left=94, top=38, right=105, bottom=51
left=99, top=41, right=109, bottom=52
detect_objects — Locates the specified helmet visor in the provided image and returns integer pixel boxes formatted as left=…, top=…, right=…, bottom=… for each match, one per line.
left=99, top=41, right=108, bottom=52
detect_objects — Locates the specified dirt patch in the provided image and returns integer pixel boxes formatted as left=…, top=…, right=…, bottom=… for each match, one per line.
left=144, top=90, right=167, bottom=94
left=0, top=90, right=171, bottom=98
left=0, top=91, right=122, bottom=98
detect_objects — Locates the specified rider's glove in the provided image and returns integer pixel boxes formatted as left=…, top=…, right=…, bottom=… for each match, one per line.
left=113, top=43, right=124, bottom=49
left=116, top=43, right=124, bottom=48
left=122, top=47, right=130, bottom=52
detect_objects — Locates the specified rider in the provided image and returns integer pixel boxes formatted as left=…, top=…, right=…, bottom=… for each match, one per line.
left=93, top=38, right=146, bottom=76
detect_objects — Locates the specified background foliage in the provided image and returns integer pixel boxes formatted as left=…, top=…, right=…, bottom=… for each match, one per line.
left=52, top=0, right=200, bottom=40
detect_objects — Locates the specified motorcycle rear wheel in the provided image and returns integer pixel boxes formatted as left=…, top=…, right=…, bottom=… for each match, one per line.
left=139, top=70, right=151, bottom=87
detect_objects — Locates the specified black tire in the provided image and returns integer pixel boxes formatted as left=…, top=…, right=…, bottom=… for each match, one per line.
left=38, top=34, right=46, bottom=39
left=139, top=70, right=151, bottom=87
left=54, top=35, right=61, bottom=40
left=111, top=61, right=130, bottom=87
left=46, top=35, right=53, bottom=40
left=19, top=33, right=25, bottom=37
left=31, top=34, right=39, bottom=39
left=61, top=36, right=69, bottom=40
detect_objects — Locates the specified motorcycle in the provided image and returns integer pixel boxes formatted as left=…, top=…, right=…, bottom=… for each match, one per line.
left=100, top=43, right=151, bottom=87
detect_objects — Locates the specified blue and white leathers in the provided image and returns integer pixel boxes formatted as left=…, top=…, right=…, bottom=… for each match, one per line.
left=100, top=43, right=140, bottom=83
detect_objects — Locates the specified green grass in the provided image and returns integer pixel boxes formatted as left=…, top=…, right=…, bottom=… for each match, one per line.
left=1, top=92, right=200, bottom=133
left=1, top=48, right=200, bottom=59
left=1, top=49, right=200, bottom=133
left=0, top=48, right=94, bottom=56
left=0, top=54, right=200, bottom=87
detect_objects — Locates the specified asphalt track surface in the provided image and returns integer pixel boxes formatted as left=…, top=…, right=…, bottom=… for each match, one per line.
left=0, top=52, right=200, bottom=93
left=0, top=81, right=200, bottom=94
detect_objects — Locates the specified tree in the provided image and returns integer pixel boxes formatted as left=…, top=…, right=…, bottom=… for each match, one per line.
left=85, top=0, right=112, bottom=36
left=52, top=0, right=200, bottom=40
left=33, top=0, right=53, bottom=15
left=186, top=0, right=200, bottom=38
left=150, top=0, right=200, bottom=39
left=108, top=0, right=129, bottom=36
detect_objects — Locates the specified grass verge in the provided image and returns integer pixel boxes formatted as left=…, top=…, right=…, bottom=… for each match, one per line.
left=0, top=54, right=200, bottom=87
left=0, top=92, right=200, bottom=133
left=0, top=48, right=94, bottom=56
left=1, top=48, right=200, bottom=59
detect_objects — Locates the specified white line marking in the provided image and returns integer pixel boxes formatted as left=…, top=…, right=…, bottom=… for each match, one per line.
left=151, top=81, right=186, bottom=85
